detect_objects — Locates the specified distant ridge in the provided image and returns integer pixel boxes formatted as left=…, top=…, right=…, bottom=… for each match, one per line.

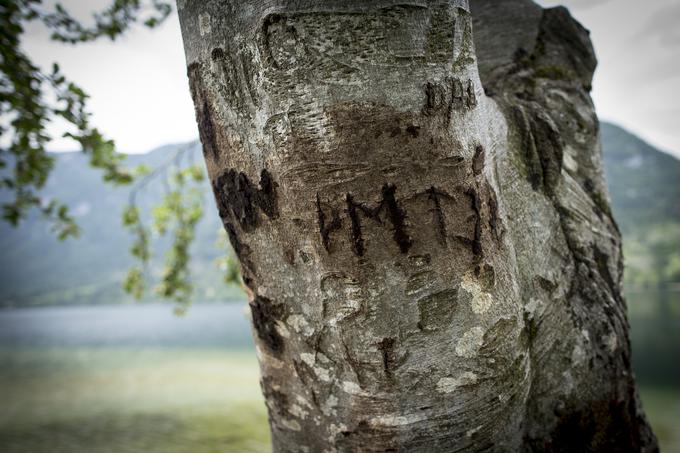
left=601, top=122, right=680, bottom=287
left=0, top=144, right=238, bottom=307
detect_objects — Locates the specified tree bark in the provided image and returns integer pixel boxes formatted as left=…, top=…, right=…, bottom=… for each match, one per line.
left=177, top=0, right=658, bottom=451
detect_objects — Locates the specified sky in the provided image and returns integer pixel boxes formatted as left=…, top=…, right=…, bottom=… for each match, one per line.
left=21, top=0, right=680, bottom=158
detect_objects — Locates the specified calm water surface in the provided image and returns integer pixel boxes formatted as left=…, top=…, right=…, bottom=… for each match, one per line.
left=0, top=302, right=254, bottom=348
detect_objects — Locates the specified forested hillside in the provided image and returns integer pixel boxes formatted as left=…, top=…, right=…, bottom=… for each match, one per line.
left=0, top=145, right=238, bottom=307
left=601, top=123, right=680, bottom=287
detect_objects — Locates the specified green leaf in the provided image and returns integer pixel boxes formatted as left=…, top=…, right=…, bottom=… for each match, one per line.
left=122, top=205, right=140, bottom=226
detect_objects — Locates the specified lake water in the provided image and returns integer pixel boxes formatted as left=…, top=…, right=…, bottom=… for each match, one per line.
left=0, top=302, right=254, bottom=348
left=626, top=290, right=680, bottom=388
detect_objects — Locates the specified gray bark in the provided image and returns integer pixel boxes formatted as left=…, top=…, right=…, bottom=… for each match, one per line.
left=177, top=0, right=658, bottom=451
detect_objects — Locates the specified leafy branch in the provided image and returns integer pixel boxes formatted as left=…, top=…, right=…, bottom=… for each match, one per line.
left=1, top=0, right=243, bottom=310
left=0, top=0, right=171, bottom=239
left=122, top=142, right=210, bottom=314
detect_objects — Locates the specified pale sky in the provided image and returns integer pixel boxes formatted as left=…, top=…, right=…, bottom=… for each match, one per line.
left=22, top=0, right=680, bottom=157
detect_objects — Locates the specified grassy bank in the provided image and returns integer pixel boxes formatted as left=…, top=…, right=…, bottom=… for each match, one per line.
left=0, top=347, right=677, bottom=452
left=0, top=347, right=270, bottom=453
left=639, top=386, right=680, bottom=452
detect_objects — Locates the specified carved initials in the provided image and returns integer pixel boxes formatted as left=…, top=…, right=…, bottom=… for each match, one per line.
left=423, top=77, right=477, bottom=116
left=317, top=184, right=481, bottom=257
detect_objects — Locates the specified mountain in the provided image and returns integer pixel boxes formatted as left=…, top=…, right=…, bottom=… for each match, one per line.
left=0, top=144, right=241, bottom=308
left=602, top=123, right=680, bottom=232
left=601, top=123, right=680, bottom=287
left=0, top=122, right=678, bottom=307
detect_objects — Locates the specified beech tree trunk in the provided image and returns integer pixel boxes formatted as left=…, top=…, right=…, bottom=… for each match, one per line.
left=177, top=0, right=658, bottom=451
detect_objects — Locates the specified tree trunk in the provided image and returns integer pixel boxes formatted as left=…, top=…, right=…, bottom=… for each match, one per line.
left=177, top=0, right=658, bottom=451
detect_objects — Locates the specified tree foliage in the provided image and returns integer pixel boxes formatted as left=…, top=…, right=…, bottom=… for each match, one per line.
left=1, top=0, right=240, bottom=309
left=0, top=0, right=171, bottom=237
left=123, top=143, right=206, bottom=314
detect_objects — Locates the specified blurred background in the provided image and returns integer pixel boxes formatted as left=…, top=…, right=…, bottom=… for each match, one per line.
left=1, top=0, right=678, bottom=452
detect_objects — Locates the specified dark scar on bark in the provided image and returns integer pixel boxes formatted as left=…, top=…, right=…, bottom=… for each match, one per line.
left=531, top=112, right=564, bottom=197
left=381, top=184, right=412, bottom=254
left=317, top=193, right=343, bottom=252
left=593, top=245, right=617, bottom=296
left=422, top=81, right=443, bottom=116
left=213, top=168, right=278, bottom=232
left=211, top=47, right=224, bottom=60
left=426, top=186, right=449, bottom=245
left=510, top=105, right=542, bottom=191
left=406, top=125, right=420, bottom=138
left=223, top=221, right=255, bottom=289
left=511, top=104, right=564, bottom=197
left=543, top=395, right=645, bottom=452
left=198, top=100, right=217, bottom=159
left=250, top=295, right=285, bottom=355
left=488, top=190, right=501, bottom=241
left=346, top=193, right=365, bottom=256
left=377, top=337, right=396, bottom=378
left=257, top=169, right=278, bottom=218
left=466, top=79, right=478, bottom=109
left=213, top=169, right=276, bottom=285
left=187, top=62, right=218, bottom=160
left=345, top=184, right=412, bottom=257
left=473, top=144, right=485, bottom=176
left=338, top=420, right=397, bottom=451
left=465, top=187, right=483, bottom=258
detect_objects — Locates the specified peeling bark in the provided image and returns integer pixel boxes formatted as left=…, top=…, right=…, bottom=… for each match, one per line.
left=178, top=0, right=657, bottom=451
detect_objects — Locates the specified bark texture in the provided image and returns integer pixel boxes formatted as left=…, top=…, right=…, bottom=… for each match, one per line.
left=177, top=0, right=657, bottom=451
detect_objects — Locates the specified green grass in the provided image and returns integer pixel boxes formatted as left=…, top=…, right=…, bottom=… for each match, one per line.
left=0, top=347, right=678, bottom=452
left=639, top=386, right=680, bottom=453
left=0, top=347, right=271, bottom=453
